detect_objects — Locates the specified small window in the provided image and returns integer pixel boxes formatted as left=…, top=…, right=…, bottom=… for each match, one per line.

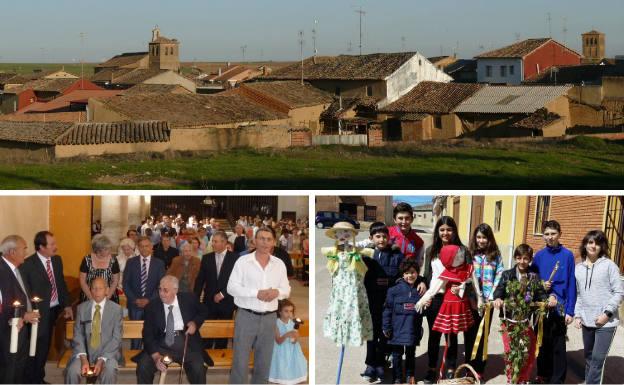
left=509, top=65, right=515, bottom=75
left=434, top=115, right=442, bottom=129
left=534, top=196, right=551, bottom=234
left=500, top=66, right=507, bottom=77
left=486, top=65, right=492, bottom=77
left=494, top=200, right=502, bottom=232
left=335, top=87, right=341, bottom=96
left=366, top=85, right=373, bottom=97
left=419, top=59, right=422, bottom=66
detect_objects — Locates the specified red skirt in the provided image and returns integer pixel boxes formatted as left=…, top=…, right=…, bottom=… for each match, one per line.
left=432, top=291, right=474, bottom=334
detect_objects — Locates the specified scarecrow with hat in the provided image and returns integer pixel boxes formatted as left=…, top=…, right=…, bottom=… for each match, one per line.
left=322, top=221, right=373, bottom=383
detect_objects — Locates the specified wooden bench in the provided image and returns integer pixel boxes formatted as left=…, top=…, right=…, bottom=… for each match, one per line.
left=58, top=319, right=309, bottom=370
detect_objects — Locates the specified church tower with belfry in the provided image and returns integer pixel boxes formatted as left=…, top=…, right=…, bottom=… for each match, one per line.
left=581, top=30, right=605, bottom=64
left=148, top=26, right=180, bottom=72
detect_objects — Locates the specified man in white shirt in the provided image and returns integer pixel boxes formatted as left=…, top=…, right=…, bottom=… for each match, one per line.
left=66, top=277, right=122, bottom=384
left=227, top=227, right=291, bottom=384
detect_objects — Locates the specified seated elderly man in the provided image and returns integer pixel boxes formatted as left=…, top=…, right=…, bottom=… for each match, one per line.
left=65, top=277, right=123, bottom=384
left=135, top=275, right=213, bottom=384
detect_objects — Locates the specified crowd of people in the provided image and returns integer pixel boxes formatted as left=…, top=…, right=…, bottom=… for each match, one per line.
left=324, top=202, right=623, bottom=385
left=0, top=211, right=309, bottom=384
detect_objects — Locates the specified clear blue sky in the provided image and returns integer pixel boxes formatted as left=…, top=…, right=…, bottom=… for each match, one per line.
left=0, top=0, right=622, bottom=63
left=393, top=196, right=433, bottom=207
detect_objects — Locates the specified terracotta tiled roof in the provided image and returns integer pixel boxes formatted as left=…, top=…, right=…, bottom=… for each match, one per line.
left=4, top=78, right=77, bottom=95
left=320, top=97, right=380, bottom=120
left=264, top=52, right=417, bottom=80
left=18, top=90, right=122, bottom=113
left=476, top=38, right=552, bottom=58
left=56, top=121, right=170, bottom=145
left=0, top=73, right=18, bottom=83
left=96, top=52, right=148, bottom=68
left=241, top=81, right=333, bottom=108
left=123, top=84, right=192, bottom=95
left=90, top=68, right=167, bottom=86
left=0, top=121, right=73, bottom=144
left=380, top=81, right=483, bottom=114
left=96, top=93, right=288, bottom=127
left=209, top=66, right=250, bottom=82
left=511, top=109, right=561, bottom=129
left=90, top=67, right=135, bottom=83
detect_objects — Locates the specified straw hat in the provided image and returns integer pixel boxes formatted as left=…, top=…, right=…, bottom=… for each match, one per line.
left=325, top=221, right=358, bottom=239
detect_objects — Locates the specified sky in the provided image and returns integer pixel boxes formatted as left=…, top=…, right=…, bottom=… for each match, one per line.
left=0, top=0, right=622, bottom=63
left=393, top=196, right=433, bottom=207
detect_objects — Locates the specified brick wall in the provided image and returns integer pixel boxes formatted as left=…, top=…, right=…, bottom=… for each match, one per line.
left=289, top=129, right=312, bottom=147
left=524, top=195, right=606, bottom=260
left=368, top=127, right=383, bottom=147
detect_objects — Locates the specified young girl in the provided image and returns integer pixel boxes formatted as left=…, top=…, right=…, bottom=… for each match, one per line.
left=420, top=216, right=464, bottom=383
left=493, top=244, right=547, bottom=384
left=465, top=223, right=504, bottom=379
left=417, top=244, right=483, bottom=380
left=269, top=299, right=308, bottom=384
left=382, top=260, right=425, bottom=384
left=574, top=230, right=623, bottom=385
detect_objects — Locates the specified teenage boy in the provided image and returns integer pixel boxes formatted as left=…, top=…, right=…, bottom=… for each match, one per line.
left=532, top=220, right=576, bottom=384
left=361, top=222, right=405, bottom=383
left=389, top=203, right=425, bottom=265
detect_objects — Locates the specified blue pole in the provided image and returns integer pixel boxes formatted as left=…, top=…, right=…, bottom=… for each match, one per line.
left=336, top=345, right=345, bottom=385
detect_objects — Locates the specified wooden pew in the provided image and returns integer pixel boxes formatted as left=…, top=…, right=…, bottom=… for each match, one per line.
left=58, top=319, right=309, bottom=370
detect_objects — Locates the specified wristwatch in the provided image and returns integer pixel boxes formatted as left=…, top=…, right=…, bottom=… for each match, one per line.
left=604, top=310, right=614, bottom=318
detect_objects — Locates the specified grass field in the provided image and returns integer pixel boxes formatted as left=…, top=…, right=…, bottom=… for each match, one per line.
left=0, top=63, right=96, bottom=76
left=0, top=137, right=622, bottom=189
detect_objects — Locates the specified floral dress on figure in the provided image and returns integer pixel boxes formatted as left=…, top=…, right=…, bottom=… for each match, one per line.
left=269, top=318, right=308, bottom=384
left=322, top=244, right=374, bottom=346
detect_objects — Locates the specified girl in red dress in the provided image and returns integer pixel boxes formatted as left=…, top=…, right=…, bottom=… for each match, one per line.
left=417, top=245, right=483, bottom=378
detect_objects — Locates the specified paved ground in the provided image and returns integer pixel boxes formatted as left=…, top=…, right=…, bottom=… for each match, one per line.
left=44, top=278, right=309, bottom=384
left=315, top=229, right=624, bottom=384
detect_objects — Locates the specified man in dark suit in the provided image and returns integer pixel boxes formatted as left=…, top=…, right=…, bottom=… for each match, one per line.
left=194, top=230, right=239, bottom=349
left=0, top=235, right=41, bottom=384
left=136, top=275, right=212, bottom=384
left=153, top=233, right=178, bottom=270
left=19, top=230, right=72, bottom=384
left=123, top=236, right=166, bottom=350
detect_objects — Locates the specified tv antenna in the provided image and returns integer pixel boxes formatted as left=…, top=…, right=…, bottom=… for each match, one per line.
left=298, top=30, right=305, bottom=85
left=347, top=41, right=353, bottom=53
left=355, top=6, right=365, bottom=55
left=562, top=16, right=568, bottom=46
left=312, top=19, right=318, bottom=58
left=79, top=32, right=86, bottom=89
left=240, top=45, right=247, bottom=63
left=514, top=32, right=521, bottom=42
left=401, top=36, right=406, bottom=51
left=547, top=12, right=552, bottom=38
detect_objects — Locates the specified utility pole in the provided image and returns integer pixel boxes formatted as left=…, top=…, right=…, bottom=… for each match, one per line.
left=355, top=6, right=365, bottom=55
left=298, top=30, right=305, bottom=85
left=312, top=19, right=318, bottom=62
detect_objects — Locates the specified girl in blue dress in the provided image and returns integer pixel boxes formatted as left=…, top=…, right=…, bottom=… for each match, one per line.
left=269, top=299, right=308, bottom=384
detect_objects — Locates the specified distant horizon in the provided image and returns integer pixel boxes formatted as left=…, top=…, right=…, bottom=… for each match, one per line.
left=0, top=0, right=622, bottom=63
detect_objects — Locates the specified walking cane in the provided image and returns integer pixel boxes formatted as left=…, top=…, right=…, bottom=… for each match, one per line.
left=178, top=333, right=189, bottom=384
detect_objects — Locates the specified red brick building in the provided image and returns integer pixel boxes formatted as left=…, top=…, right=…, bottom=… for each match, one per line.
left=523, top=195, right=624, bottom=274
left=476, top=38, right=582, bottom=84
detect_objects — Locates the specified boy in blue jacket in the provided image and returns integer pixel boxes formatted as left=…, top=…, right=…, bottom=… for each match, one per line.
left=532, top=220, right=576, bottom=384
left=361, top=222, right=405, bottom=383
left=383, top=259, right=426, bottom=384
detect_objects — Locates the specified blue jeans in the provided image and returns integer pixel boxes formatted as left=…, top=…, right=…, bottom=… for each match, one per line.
left=128, top=307, right=145, bottom=350
left=582, top=325, right=617, bottom=384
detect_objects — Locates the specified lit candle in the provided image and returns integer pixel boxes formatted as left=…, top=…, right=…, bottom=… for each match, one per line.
left=29, top=296, right=42, bottom=357
left=292, top=318, right=304, bottom=342
left=10, top=301, right=23, bottom=353
left=159, top=355, right=172, bottom=384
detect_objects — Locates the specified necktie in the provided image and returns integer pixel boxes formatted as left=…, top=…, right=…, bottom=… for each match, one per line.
left=216, top=253, right=224, bottom=277
left=14, top=268, right=32, bottom=311
left=90, top=304, right=101, bottom=348
left=140, top=257, right=148, bottom=297
left=165, top=305, right=175, bottom=347
left=46, top=259, right=58, bottom=304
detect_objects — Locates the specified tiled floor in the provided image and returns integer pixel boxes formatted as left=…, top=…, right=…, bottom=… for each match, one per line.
left=45, top=278, right=309, bottom=384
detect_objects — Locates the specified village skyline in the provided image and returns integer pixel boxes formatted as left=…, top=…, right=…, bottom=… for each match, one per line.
left=0, top=0, right=622, bottom=63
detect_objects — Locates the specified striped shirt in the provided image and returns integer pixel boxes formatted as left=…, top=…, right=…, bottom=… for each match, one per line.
left=473, top=253, right=504, bottom=301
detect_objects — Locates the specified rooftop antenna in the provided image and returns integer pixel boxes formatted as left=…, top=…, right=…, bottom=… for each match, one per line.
left=514, top=32, right=521, bottom=42
left=454, top=41, right=459, bottom=58
left=79, top=32, right=86, bottom=89
left=355, top=6, right=366, bottom=55
left=347, top=41, right=353, bottom=53
left=562, top=16, right=568, bottom=47
left=240, top=45, right=247, bottom=63
left=547, top=12, right=552, bottom=38
left=440, top=44, right=444, bottom=56
left=401, top=36, right=406, bottom=51
left=298, top=30, right=305, bottom=85
left=312, top=19, right=318, bottom=63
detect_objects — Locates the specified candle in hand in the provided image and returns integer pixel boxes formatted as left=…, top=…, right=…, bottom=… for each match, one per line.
left=29, top=297, right=42, bottom=357
left=10, top=301, right=23, bottom=353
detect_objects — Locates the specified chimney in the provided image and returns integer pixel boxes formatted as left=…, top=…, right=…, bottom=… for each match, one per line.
left=218, top=68, right=222, bottom=76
